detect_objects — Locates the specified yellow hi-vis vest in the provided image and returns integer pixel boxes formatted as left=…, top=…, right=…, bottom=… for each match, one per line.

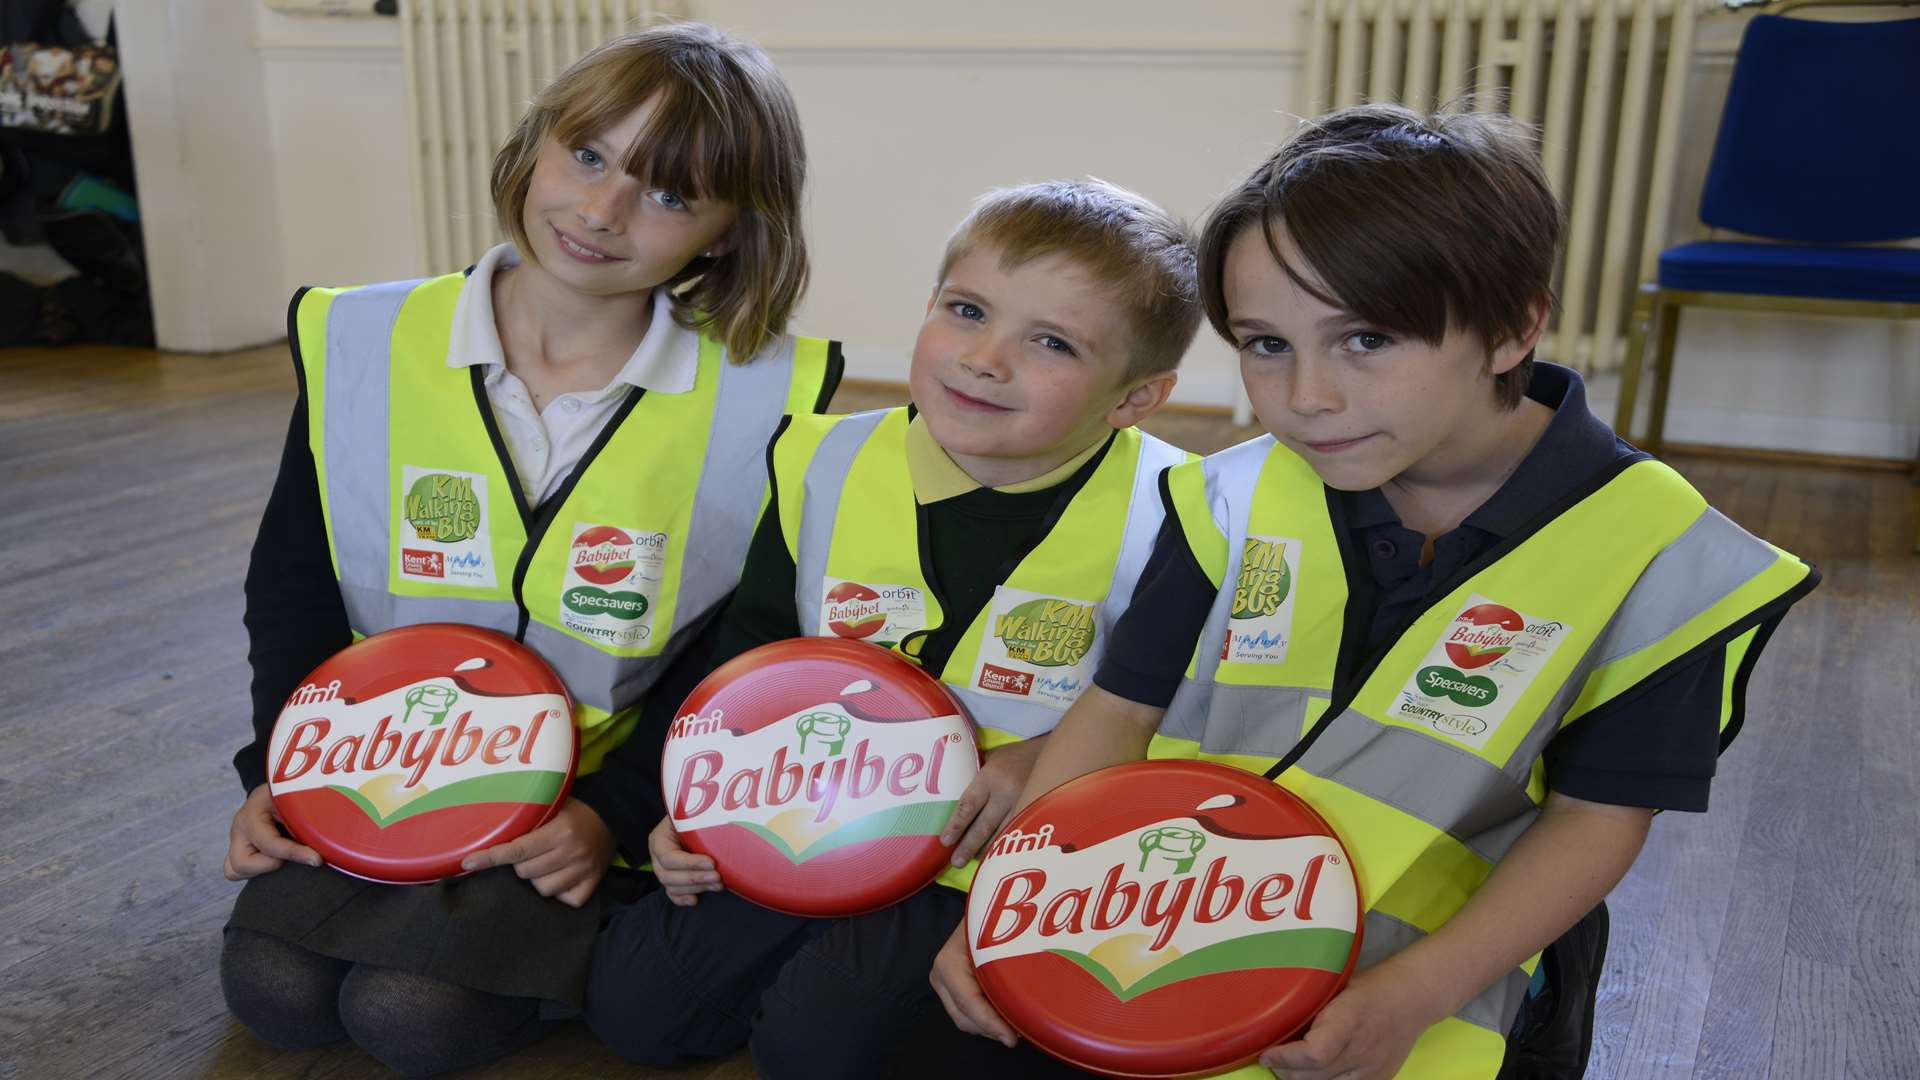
left=769, top=406, right=1198, bottom=889
left=290, top=273, right=839, bottom=775
left=1151, top=434, right=1816, bottom=1079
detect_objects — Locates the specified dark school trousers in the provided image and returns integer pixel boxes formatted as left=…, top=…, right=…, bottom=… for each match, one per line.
left=586, top=881, right=967, bottom=1080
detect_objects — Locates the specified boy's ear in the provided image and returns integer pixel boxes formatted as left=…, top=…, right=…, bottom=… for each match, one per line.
left=1106, top=371, right=1178, bottom=430
left=1489, top=292, right=1553, bottom=375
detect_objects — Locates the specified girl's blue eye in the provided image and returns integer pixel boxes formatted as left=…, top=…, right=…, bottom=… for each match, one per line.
left=1242, top=336, right=1289, bottom=356
left=574, top=147, right=602, bottom=168
left=652, top=190, right=687, bottom=211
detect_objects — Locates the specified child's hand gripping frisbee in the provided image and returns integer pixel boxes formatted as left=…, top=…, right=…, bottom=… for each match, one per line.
left=265, top=624, right=577, bottom=884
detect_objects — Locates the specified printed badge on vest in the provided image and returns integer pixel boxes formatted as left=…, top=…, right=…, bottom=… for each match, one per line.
left=972, top=586, right=1101, bottom=710
left=1392, top=595, right=1572, bottom=750
left=561, top=523, right=667, bottom=647
left=818, top=577, right=927, bottom=649
left=1223, top=535, right=1303, bottom=664
left=399, top=466, right=497, bottom=588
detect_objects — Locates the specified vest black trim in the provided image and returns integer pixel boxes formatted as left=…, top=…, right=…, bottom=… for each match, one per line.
left=285, top=285, right=313, bottom=392
left=818, top=342, right=846, bottom=412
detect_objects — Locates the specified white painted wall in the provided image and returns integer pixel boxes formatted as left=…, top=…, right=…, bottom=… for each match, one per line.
left=132, top=2, right=1916, bottom=459
left=120, top=1, right=288, bottom=350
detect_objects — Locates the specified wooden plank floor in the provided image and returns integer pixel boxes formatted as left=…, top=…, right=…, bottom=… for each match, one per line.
left=1, top=344, right=1914, bottom=1079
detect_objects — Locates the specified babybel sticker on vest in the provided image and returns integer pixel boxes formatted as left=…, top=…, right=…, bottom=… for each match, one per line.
left=968, top=760, right=1362, bottom=1078
left=1224, top=534, right=1303, bottom=665
left=662, top=638, right=980, bottom=917
left=817, top=578, right=927, bottom=649
left=560, top=523, right=667, bottom=648
left=1391, top=595, right=1573, bottom=750
left=398, top=465, right=496, bottom=588
left=267, top=624, right=577, bottom=884
left=971, top=586, right=1101, bottom=710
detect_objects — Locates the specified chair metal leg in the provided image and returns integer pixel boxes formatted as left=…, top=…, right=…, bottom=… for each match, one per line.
left=1614, top=285, right=1659, bottom=441
left=1645, top=296, right=1682, bottom=455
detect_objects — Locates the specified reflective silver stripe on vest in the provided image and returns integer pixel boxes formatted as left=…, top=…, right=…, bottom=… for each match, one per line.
left=1362, top=912, right=1532, bottom=1034
left=1590, top=506, right=1778, bottom=668
left=522, top=335, right=802, bottom=715
left=319, top=285, right=800, bottom=715
left=1159, top=436, right=1273, bottom=739
left=794, top=417, right=1179, bottom=741
left=318, top=280, right=444, bottom=635
left=793, top=409, right=890, bottom=618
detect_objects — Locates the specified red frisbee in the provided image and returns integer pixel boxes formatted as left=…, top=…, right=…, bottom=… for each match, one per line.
left=967, top=760, right=1363, bottom=1078
left=661, top=637, right=980, bottom=917
left=266, top=624, right=576, bottom=884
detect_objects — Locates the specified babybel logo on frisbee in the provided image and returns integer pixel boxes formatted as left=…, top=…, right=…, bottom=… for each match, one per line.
left=266, top=624, right=576, bottom=885
left=662, top=638, right=980, bottom=917
left=968, top=760, right=1362, bottom=1078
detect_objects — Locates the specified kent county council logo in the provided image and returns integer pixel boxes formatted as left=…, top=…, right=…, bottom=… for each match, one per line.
left=1232, top=536, right=1292, bottom=619
left=404, top=473, right=481, bottom=542
left=993, top=598, right=1096, bottom=667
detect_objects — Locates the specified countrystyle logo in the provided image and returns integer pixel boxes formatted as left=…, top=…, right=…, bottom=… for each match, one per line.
left=1232, top=536, right=1293, bottom=619
left=266, top=626, right=576, bottom=884
left=993, top=598, right=1095, bottom=668
left=404, top=473, right=482, bottom=542
left=967, top=761, right=1362, bottom=1078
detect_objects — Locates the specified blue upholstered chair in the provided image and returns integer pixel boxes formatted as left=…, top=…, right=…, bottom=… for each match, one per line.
left=1612, top=3, right=1920, bottom=482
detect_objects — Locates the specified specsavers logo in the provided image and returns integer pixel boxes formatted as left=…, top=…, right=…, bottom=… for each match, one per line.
left=1225, top=534, right=1303, bottom=665
left=1392, top=597, right=1572, bottom=750
left=971, top=812, right=1357, bottom=1001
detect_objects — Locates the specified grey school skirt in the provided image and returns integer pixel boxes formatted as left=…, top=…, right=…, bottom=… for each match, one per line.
left=225, top=862, right=651, bottom=1009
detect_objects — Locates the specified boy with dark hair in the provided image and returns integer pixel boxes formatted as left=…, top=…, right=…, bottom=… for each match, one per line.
left=927, top=105, right=1817, bottom=1079
left=585, top=177, right=1205, bottom=1079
